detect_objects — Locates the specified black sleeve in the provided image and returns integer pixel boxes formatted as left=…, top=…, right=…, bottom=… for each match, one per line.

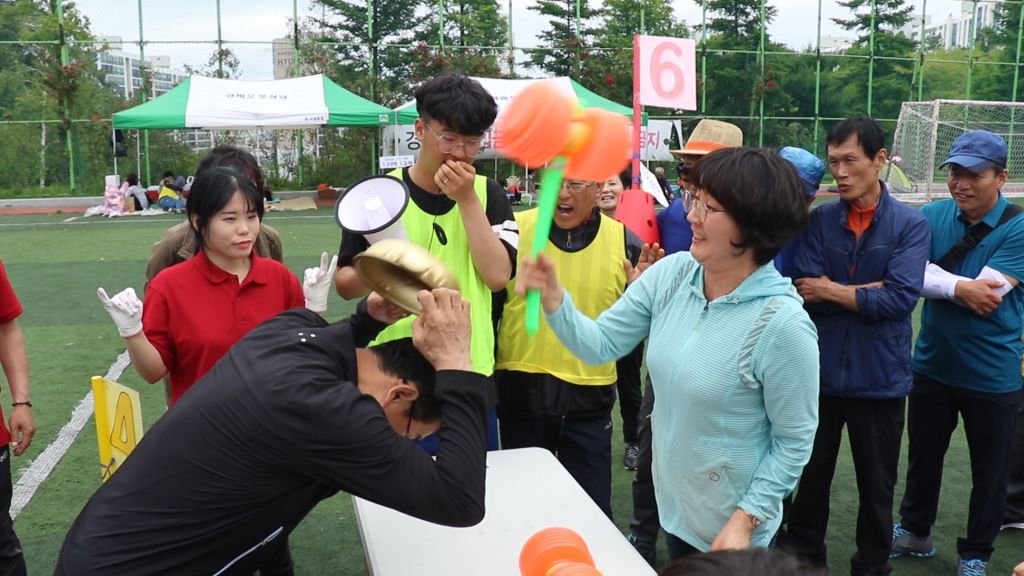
left=485, top=178, right=519, bottom=278
left=624, top=228, right=644, bottom=266
left=338, top=229, right=370, bottom=268
left=348, top=299, right=389, bottom=347
left=300, top=370, right=488, bottom=527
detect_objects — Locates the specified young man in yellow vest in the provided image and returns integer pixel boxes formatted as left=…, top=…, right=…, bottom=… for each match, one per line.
left=495, top=178, right=643, bottom=518
left=334, top=74, right=518, bottom=451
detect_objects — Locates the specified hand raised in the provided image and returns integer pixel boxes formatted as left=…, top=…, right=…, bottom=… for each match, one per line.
left=303, top=252, right=339, bottom=314
left=97, top=287, right=143, bottom=337
left=411, top=288, right=472, bottom=371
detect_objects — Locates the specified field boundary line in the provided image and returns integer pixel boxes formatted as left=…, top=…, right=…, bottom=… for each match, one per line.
left=10, top=350, right=131, bottom=519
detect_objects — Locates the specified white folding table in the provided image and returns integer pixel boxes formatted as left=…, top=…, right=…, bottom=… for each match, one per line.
left=353, top=447, right=657, bottom=575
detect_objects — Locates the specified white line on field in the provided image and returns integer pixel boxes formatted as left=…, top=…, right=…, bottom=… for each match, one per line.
left=0, top=214, right=333, bottom=229
left=9, top=350, right=131, bottom=519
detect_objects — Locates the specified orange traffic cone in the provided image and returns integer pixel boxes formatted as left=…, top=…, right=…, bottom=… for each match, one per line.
left=520, top=527, right=599, bottom=576
left=615, top=187, right=660, bottom=246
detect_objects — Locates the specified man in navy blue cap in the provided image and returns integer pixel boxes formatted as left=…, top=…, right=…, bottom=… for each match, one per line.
left=777, top=117, right=931, bottom=576
left=891, top=129, right=1024, bottom=576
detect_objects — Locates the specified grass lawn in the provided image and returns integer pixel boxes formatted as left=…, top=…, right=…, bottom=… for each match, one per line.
left=0, top=207, right=1021, bottom=575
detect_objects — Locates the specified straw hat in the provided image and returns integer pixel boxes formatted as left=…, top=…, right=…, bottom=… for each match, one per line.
left=670, top=119, right=744, bottom=158
left=352, top=239, right=460, bottom=315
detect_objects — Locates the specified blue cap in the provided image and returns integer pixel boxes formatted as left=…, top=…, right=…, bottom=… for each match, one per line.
left=780, top=146, right=826, bottom=198
left=942, top=130, right=1007, bottom=173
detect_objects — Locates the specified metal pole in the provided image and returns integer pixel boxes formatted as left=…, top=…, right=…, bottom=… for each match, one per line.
left=965, top=0, right=978, bottom=101
left=293, top=0, right=303, bottom=185
left=758, top=0, right=766, bottom=146
left=55, top=0, right=75, bottom=192
left=813, top=0, right=823, bottom=152
left=138, top=0, right=151, bottom=184
left=915, top=0, right=928, bottom=102
left=700, top=4, right=707, bottom=114
left=867, top=0, right=877, bottom=115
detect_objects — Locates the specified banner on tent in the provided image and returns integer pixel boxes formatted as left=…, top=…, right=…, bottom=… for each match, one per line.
left=382, top=122, right=673, bottom=163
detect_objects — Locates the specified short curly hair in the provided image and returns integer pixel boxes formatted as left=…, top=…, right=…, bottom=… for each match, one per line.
left=692, top=147, right=809, bottom=265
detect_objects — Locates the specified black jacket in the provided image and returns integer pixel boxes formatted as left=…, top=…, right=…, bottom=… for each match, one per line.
left=55, top=304, right=487, bottom=575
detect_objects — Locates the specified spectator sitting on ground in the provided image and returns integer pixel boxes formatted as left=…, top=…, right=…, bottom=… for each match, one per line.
left=157, top=171, right=186, bottom=213
left=123, top=173, right=149, bottom=211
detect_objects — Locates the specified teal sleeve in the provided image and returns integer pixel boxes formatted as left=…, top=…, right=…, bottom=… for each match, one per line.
left=545, top=259, right=663, bottom=365
left=737, top=306, right=820, bottom=521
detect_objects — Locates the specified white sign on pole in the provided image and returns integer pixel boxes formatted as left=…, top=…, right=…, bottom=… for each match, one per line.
left=636, top=36, right=697, bottom=111
left=378, top=155, right=415, bottom=170
left=641, top=120, right=676, bottom=162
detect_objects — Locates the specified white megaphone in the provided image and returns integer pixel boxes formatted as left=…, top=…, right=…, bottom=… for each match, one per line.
left=335, top=175, right=409, bottom=244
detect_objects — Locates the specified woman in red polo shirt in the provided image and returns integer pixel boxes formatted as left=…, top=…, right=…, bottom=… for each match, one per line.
left=98, top=167, right=337, bottom=405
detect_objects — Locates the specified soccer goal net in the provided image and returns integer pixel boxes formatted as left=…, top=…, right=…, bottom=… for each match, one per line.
left=892, top=99, right=1024, bottom=201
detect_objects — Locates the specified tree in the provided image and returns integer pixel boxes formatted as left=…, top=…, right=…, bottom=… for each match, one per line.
left=581, top=0, right=688, bottom=105
left=695, top=0, right=776, bottom=49
left=309, top=0, right=431, bottom=105
left=527, top=0, right=600, bottom=77
left=972, top=1, right=1024, bottom=101
left=829, top=0, right=916, bottom=120
left=183, top=47, right=242, bottom=79
left=411, top=0, right=509, bottom=82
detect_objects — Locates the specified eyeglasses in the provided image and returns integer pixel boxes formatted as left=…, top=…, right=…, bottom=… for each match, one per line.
left=424, top=123, right=485, bottom=158
left=684, top=190, right=727, bottom=224
left=561, top=180, right=598, bottom=193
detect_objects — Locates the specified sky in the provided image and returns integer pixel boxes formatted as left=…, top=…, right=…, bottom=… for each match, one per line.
left=73, top=0, right=969, bottom=80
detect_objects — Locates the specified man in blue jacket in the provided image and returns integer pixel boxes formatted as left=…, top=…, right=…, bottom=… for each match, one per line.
left=777, top=116, right=930, bottom=576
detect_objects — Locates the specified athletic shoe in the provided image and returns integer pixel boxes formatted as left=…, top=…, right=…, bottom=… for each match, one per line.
left=1000, top=520, right=1024, bottom=531
left=958, top=558, right=987, bottom=576
left=890, top=523, right=936, bottom=558
left=626, top=532, right=656, bottom=567
left=623, top=443, right=640, bottom=471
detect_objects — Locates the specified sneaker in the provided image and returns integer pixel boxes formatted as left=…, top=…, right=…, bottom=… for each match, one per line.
left=623, top=442, right=640, bottom=471
left=1000, top=520, right=1024, bottom=531
left=958, top=558, right=987, bottom=576
left=626, top=532, right=656, bottom=567
left=890, top=523, right=936, bottom=559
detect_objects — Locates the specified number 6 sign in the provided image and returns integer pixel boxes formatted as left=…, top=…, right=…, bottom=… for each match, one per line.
left=635, top=35, right=697, bottom=111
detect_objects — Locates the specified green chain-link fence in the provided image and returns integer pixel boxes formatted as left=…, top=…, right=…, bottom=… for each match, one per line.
left=1, top=0, right=1021, bottom=196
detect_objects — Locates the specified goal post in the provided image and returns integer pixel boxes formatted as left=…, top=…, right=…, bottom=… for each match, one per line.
left=892, top=99, right=1024, bottom=202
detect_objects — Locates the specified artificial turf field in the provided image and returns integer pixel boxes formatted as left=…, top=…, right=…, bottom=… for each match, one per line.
left=0, top=205, right=1021, bottom=574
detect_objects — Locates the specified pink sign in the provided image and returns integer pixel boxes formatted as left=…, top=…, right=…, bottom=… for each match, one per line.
left=636, top=35, right=697, bottom=111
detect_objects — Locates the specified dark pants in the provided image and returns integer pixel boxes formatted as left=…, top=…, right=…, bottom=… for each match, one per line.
left=664, top=531, right=701, bottom=561
left=615, top=343, right=644, bottom=445
left=496, top=371, right=615, bottom=518
left=778, top=395, right=905, bottom=576
left=629, top=378, right=661, bottom=547
left=256, top=538, right=293, bottom=576
left=1004, top=396, right=1024, bottom=525
left=0, top=447, right=25, bottom=576
left=898, top=374, right=1021, bottom=561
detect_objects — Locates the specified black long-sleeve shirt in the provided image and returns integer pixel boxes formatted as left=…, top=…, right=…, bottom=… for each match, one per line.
left=55, top=304, right=487, bottom=575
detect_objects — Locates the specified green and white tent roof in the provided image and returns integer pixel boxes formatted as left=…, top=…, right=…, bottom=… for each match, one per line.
left=113, top=74, right=396, bottom=130
left=393, top=76, right=646, bottom=124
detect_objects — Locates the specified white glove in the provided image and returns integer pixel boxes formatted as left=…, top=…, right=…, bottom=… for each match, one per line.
left=303, top=252, right=338, bottom=314
left=97, top=287, right=144, bottom=337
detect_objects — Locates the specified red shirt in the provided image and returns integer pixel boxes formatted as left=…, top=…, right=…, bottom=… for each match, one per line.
left=0, top=260, right=22, bottom=324
left=0, top=260, right=21, bottom=445
left=143, top=251, right=304, bottom=404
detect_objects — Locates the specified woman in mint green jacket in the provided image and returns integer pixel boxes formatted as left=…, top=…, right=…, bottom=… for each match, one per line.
left=517, top=147, right=820, bottom=559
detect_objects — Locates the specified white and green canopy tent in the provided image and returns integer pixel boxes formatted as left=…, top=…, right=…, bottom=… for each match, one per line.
left=113, top=74, right=396, bottom=130
left=383, top=76, right=669, bottom=163
left=390, top=76, right=646, bottom=125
